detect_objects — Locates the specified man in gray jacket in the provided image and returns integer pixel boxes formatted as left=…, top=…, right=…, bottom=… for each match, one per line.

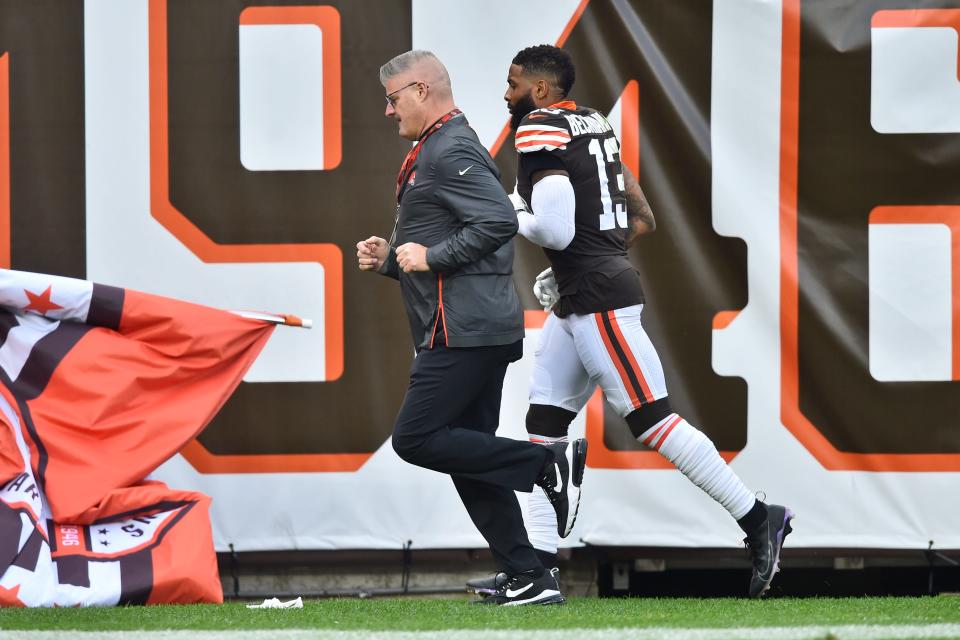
left=356, top=50, right=586, bottom=606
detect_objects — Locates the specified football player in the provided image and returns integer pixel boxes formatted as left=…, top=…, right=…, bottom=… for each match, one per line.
left=469, top=45, right=793, bottom=600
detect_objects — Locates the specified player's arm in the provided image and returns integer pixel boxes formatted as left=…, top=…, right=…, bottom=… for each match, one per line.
left=513, top=116, right=576, bottom=250
left=623, top=163, right=655, bottom=247
left=515, top=162, right=576, bottom=251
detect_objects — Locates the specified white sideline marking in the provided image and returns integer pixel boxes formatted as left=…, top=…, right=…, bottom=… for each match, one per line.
left=3, top=625, right=960, bottom=640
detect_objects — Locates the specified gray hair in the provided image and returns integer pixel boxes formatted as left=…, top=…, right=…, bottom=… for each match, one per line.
left=379, top=50, right=450, bottom=87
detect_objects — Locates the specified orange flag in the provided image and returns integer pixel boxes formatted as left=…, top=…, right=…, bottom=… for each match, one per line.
left=0, top=269, right=290, bottom=606
left=0, top=269, right=275, bottom=521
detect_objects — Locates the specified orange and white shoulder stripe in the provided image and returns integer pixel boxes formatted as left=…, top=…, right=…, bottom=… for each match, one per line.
left=515, top=122, right=571, bottom=153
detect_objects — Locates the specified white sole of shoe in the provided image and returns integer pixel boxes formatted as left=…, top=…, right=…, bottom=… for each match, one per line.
left=501, top=589, right=565, bottom=606
left=560, top=439, right=588, bottom=538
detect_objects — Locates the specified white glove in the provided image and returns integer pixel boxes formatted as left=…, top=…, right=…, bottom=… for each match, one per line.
left=533, top=267, right=559, bottom=312
left=508, top=191, right=531, bottom=214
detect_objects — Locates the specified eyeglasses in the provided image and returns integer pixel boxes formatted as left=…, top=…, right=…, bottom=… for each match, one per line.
left=385, top=81, right=424, bottom=107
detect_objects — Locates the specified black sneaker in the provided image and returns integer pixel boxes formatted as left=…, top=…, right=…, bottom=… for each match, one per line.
left=482, top=569, right=565, bottom=606
left=744, top=504, right=794, bottom=597
left=535, top=439, right=587, bottom=538
left=467, top=567, right=559, bottom=597
left=465, top=572, right=508, bottom=596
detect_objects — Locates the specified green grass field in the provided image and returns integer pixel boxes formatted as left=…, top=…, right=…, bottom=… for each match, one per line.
left=1, top=596, right=959, bottom=639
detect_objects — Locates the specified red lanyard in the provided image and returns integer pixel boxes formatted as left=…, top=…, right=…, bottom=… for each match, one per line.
left=395, top=109, right=462, bottom=202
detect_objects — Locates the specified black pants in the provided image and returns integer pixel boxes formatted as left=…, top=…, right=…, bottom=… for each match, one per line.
left=392, top=340, right=548, bottom=575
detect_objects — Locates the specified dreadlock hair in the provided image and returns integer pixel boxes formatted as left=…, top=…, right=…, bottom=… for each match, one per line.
left=512, top=45, right=576, bottom=97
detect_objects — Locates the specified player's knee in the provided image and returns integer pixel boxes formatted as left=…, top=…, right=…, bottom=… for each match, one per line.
left=625, top=397, right=674, bottom=439
left=526, top=403, right=577, bottom=438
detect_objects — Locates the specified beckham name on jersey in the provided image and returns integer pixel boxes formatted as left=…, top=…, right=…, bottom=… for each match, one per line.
left=564, top=111, right=613, bottom=137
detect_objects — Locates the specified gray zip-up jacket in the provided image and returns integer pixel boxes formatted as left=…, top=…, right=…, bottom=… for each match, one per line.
left=380, top=114, right=524, bottom=350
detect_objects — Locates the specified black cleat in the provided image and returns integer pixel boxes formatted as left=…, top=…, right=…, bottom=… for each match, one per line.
left=467, top=567, right=558, bottom=597
left=478, top=569, right=565, bottom=606
left=744, top=504, right=794, bottom=597
left=535, top=439, right=587, bottom=538
left=465, top=572, right=508, bottom=596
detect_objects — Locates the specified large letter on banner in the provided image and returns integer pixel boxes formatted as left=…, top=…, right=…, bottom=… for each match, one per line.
left=781, top=0, right=960, bottom=470
left=146, top=0, right=413, bottom=473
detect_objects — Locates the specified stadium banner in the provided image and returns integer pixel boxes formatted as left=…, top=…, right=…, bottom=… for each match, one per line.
left=0, top=0, right=957, bottom=556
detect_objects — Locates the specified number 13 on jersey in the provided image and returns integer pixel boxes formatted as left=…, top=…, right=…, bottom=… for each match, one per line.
left=588, top=137, right=627, bottom=231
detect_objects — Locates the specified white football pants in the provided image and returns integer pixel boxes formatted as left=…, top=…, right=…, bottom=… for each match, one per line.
left=525, top=304, right=756, bottom=556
